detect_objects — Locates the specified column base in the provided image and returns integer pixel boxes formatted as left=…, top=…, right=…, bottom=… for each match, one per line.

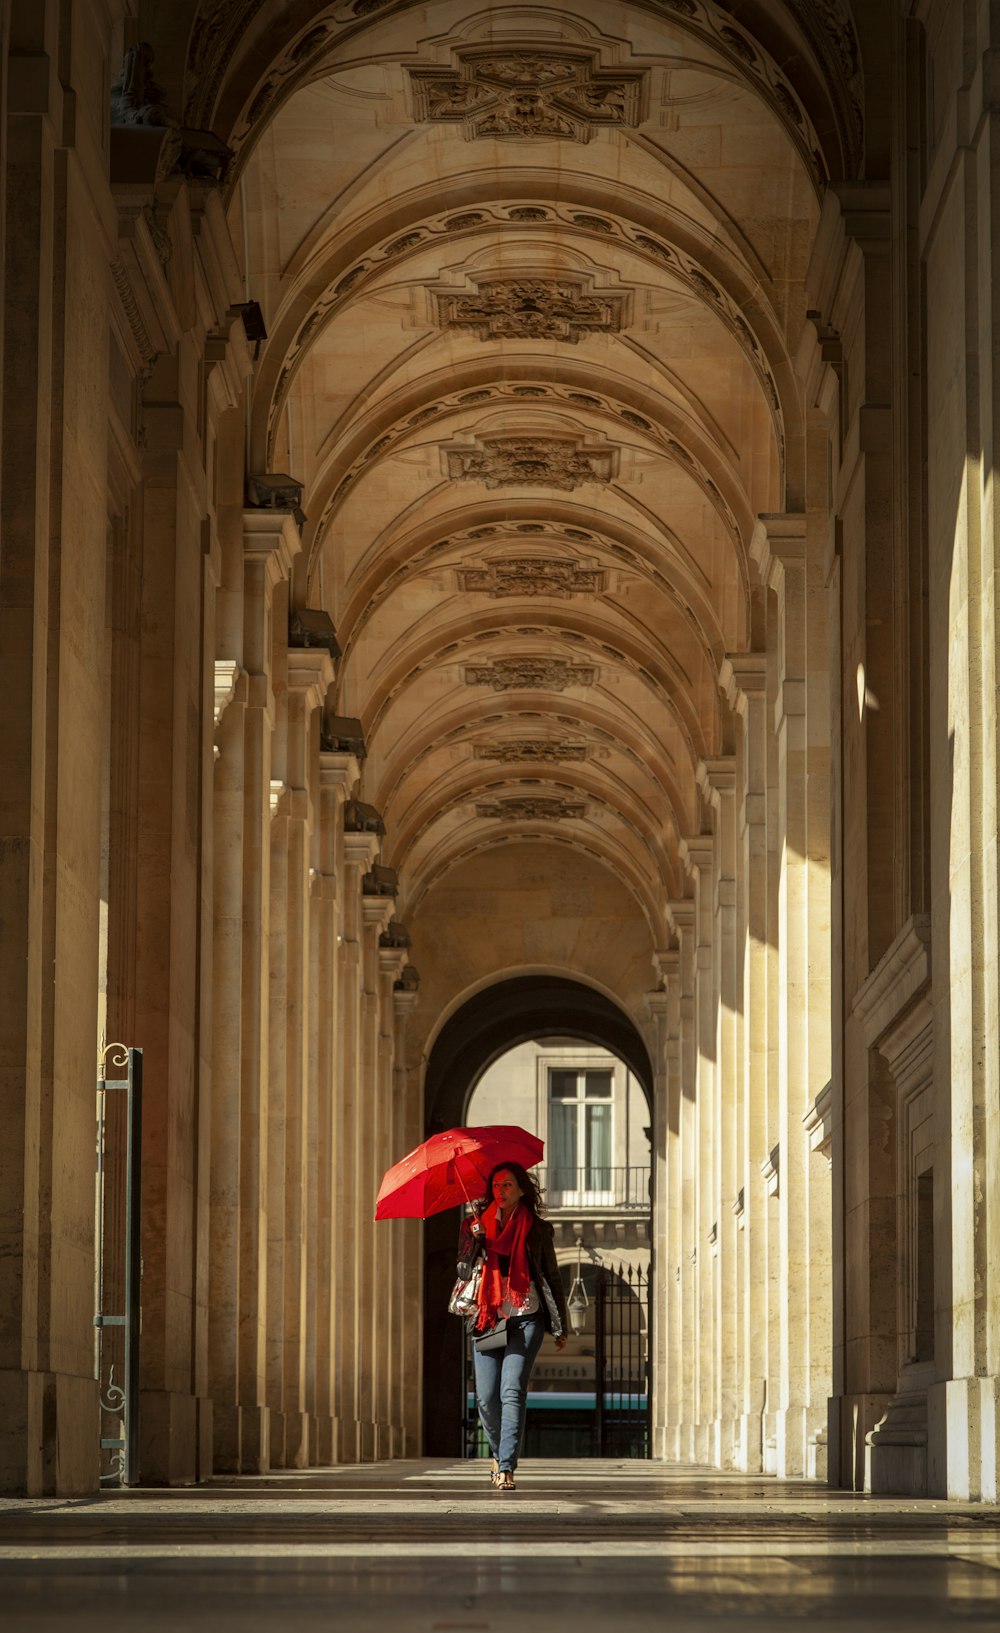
left=239, top=1404, right=270, bottom=1474
left=827, top=1391, right=892, bottom=1490
left=928, top=1375, right=1000, bottom=1499
left=359, top=1421, right=377, bottom=1460
left=335, top=1418, right=362, bottom=1461
left=866, top=1363, right=933, bottom=1496
left=738, top=1411, right=763, bottom=1473
left=0, top=1367, right=99, bottom=1496
left=196, top=1395, right=213, bottom=1482
left=375, top=1422, right=393, bottom=1460
left=139, top=1388, right=199, bottom=1485
left=313, top=1415, right=335, bottom=1466
left=284, top=1410, right=310, bottom=1468
left=212, top=1403, right=241, bottom=1473
left=268, top=1410, right=287, bottom=1469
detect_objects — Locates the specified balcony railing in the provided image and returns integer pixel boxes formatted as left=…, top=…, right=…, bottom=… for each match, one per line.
left=536, top=1164, right=651, bottom=1211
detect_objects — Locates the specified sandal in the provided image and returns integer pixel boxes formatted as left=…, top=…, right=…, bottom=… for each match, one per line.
left=489, top=1458, right=501, bottom=1488
left=498, top=1471, right=516, bottom=1492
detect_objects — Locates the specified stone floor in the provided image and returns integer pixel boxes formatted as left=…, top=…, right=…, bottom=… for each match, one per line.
left=2, top=1460, right=999, bottom=1631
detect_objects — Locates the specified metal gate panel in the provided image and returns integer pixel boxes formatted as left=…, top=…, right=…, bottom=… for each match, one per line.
left=595, top=1262, right=650, bottom=1457
left=95, top=1044, right=142, bottom=1486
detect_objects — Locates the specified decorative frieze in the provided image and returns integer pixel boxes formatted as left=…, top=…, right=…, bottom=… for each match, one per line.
left=464, top=658, right=597, bottom=692
left=446, top=435, right=617, bottom=490
left=475, top=797, right=587, bottom=821
left=408, top=51, right=645, bottom=142
left=458, top=556, right=605, bottom=597
left=434, top=277, right=629, bottom=342
left=474, top=740, right=588, bottom=764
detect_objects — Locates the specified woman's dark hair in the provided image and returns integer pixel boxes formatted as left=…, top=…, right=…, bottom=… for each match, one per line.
left=483, top=1160, right=545, bottom=1217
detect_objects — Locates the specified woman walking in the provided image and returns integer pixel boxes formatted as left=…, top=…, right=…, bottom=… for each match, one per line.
left=457, top=1162, right=569, bottom=1491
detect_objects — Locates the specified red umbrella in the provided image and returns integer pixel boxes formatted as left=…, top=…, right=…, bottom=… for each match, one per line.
left=374, top=1125, right=543, bottom=1221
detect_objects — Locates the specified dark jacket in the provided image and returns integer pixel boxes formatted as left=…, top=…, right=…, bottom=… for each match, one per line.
left=457, top=1211, right=570, bottom=1339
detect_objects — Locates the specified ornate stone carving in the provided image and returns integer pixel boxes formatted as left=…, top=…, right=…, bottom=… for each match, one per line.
left=474, top=740, right=588, bottom=763
left=434, top=277, right=628, bottom=342
left=458, top=556, right=605, bottom=598
left=446, top=435, right=617, bottom=491
left=111, top=43, right=171, bottom=127
left=475, top=797, right=587, bottom=821
left=464, top=658, right=596, bottom=692
left=408, top=50, right=644, bottom=142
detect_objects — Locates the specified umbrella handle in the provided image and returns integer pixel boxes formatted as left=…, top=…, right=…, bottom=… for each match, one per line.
left=452, top=1150, right=477, bottom=1211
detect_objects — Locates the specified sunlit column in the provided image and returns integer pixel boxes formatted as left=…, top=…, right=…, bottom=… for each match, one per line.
left=721, top=652, right=768, bottom=1472
left=336, top=826, right=380, bottom=1460
left=314, top=751, right=358, bottom=1465
left=237, top=513, right=300, bottom=1473
left=680, top=836, right=715, bottom=1464
left=753, top=517, right=811, bottom=1477
left=668, top=899, right=696, bottom=1457
left=391, top=979, right=422, bottom=1456
left=284, top=651, right=334, bottom=1468
left=376, top=935, right=409, bottom=1455
left=646, top=976, right=672, bottom=1458
left=360, top=892, right=396, bottom=1456
left=700, top=758, right=739, bottom=1466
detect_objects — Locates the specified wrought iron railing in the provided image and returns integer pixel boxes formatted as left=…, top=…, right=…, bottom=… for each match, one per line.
left=95, top=1043, right=142, bottom=1486
left=536, top=1164, right=651, bottom=1210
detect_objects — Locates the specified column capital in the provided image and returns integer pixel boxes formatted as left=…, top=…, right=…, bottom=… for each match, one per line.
left=319, top=751, right=361, bottom=796
left=344, top=831, right=380, bottom=870
left=287, top=647, right=335, bottom=712
left=242, top=509, right=301, bottom=584
left=719, top=652, right=766, bottom=715
left=363, top=894, right=396, bottom=933
left=666, top=898, right=695, bottom=936
left=750, top=513, right=806, bottom=597
left=652, top=946, right=679, bottom=985
left=678, top=833, right=713, bottom=877
left=696, top=756, right=736, bottom=809
left=379, top=945, right=409, bottom=982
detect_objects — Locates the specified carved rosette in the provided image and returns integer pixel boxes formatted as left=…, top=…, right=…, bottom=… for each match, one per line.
left=458, top=556, right=605, bottom=597
left=475, top=796, right=587, bottom=820
left=446, top=436, right=617, bottom=491
left=408, top=50, right=645, bottom=142
left=464, top=658, right=597, bottom=692
left=474, top=741, right=589, bottom=763
left=434, top=277, right=628, bottom=342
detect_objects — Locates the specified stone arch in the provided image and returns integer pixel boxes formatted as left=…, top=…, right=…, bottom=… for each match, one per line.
left=421, top=973, right=654, bottom=1455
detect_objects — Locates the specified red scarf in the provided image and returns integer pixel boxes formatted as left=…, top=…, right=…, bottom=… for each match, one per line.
left=474, top=1201, right=532, bottom=1331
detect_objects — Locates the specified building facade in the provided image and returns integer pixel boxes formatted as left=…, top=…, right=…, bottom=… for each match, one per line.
left=1, top=0, right=999, bottom=1502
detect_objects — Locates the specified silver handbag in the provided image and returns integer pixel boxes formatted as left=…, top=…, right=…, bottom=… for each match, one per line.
left=448, top=1259, right=483, bottom=1317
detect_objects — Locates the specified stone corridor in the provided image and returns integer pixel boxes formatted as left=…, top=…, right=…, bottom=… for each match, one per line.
left=2, top=1461, right=999, bottom=1631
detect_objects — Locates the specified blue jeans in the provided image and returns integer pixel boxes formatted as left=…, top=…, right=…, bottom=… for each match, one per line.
left=473, top=1314, right=545, bottom=1473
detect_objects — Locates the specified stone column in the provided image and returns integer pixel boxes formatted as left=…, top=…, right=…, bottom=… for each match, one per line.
left=699, top=758, right=739, bottom=1466
left=360, top=890, right=396, bottom=1457
left=376, top=936, right=409, bottom=1455
left=282, top=650, right=334, bottom=1468
left=0, top=1, right=113, bottom=1495
left=313, top=751, right=359, bottom=1464
left=752, top=516, right=813, bottom=1477
left=236, top=512, right=300, bottom=1473
left=667, top=899, right=696, bottom=1457
left=679, top=836, right=715, bottom=1464
left=392, top=981, right=422, bottom=1456
left=646, top=978, right=672, bottom=1459
left=335, top=826, right=379, bottom=1460
left=721, top=653, right=768, bottom=1473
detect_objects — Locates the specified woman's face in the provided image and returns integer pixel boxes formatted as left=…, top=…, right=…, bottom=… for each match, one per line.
left=492, top=1169, right=524, bottom=1212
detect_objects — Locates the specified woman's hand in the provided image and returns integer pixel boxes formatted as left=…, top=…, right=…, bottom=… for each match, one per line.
left=554, top=1334, right=568, bottom=1351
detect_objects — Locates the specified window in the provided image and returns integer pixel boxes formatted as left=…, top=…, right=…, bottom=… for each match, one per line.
left=549, top=1067, right=613, bottom=1199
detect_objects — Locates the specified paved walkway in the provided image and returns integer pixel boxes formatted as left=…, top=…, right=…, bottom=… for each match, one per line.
left=2, top=1460, right=999, bottom=1631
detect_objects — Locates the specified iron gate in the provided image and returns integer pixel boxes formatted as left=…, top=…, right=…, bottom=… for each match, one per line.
left=462, top=1258, right=651, bottom=1459
left=95, top=1044, right=143, bottom=1485
left=595, top=1261, right=650, bottom=1457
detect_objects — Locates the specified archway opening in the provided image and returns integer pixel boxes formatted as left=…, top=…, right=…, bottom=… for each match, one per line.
left=422, top=977, right=654, bottom=1456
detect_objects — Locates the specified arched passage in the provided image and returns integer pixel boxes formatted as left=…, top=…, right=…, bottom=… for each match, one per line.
left=422, top=975, right=654, bottom=1456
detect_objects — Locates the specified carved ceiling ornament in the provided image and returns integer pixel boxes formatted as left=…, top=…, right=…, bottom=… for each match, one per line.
left=474, top=740, right=589, bottom=764
left=475, top=797, right=588, bottom=821
left=446, top=435, right=618, bottom=491
left=408, top=49, right=645, bottom=142
left=433, top=276, right=630, bottom=342
left=458, top=556, right=606, bottom=598
left=464, top=658, right=597, bottom=693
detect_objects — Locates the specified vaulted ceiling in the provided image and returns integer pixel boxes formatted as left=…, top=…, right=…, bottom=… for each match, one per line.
left=215, top=0, right=852, bottom=943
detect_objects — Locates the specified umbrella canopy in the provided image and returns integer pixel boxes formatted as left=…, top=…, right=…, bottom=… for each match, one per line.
left=374, top=1125, right=543, bottom=1221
